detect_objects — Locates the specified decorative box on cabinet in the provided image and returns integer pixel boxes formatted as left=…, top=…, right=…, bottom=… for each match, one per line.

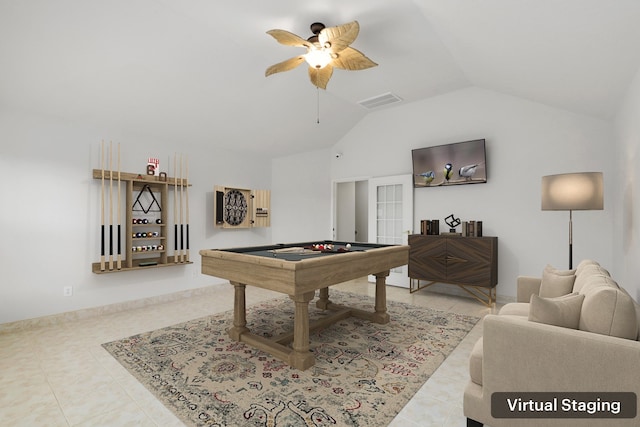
left=408, top=234, right=498, bottom=306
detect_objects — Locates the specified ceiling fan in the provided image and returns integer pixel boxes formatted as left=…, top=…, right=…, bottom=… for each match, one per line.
left=265, top=21, right=378, bottom=89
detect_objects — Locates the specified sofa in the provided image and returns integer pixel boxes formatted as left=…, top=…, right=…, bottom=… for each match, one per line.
left=463, top=260, right=640, bottom=427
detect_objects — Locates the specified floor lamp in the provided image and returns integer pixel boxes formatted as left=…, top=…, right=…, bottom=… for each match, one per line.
left=541, top=172, right=603, bottom=269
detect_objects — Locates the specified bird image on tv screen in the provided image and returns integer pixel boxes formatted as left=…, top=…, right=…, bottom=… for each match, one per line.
left=412, top=139, right=487, bottom=187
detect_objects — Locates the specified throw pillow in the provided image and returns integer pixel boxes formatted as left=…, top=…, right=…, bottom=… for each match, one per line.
left=539, top=268, right=576, bottom=298
left=529, top=293, right=585, bottom=329
left=544, top=264, right=575, bottom=276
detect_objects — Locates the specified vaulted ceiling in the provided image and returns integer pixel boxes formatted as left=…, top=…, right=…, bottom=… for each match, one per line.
left=2, top=0, right=640, bottom=158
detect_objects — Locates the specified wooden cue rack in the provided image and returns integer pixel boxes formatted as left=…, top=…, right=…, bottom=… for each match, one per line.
left=91, top=169, right=192, bottom=274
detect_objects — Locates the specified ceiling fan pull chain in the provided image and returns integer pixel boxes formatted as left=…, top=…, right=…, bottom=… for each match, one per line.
left=317, top=86, right=320, bottom=124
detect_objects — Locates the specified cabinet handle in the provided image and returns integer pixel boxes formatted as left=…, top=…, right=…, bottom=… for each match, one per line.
left=433, top=255, right=448, bottom=265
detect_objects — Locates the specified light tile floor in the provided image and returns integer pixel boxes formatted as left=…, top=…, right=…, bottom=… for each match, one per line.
left=0, top=279, right=500, bottom=426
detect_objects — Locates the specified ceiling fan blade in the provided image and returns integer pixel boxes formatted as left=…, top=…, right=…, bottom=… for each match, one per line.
left=332, top=47, right=378, bottom=71
left=265, top=56, right=305, bottom=76
left=319, top=21, right=360, bottom=53
left=308, top=65, right=333, bottom=89
left=266, top=29, right=311, bottom=48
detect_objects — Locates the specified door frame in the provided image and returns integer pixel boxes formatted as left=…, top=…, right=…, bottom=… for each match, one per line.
left=331, top=174, right=413, bottom=288
left=330, top=176, right=371, bottom=240
left=367, top=174, right=414, bottom=288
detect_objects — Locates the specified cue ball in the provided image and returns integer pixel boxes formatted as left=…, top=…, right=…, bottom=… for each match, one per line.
left=346, top=243, right=351, bottom=249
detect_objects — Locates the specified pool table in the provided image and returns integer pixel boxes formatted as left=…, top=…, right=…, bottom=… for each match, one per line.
left=200, top=241, right=409, bottom=370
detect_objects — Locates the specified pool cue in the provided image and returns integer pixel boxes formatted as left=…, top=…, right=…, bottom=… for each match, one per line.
left=174, top=153, right=178, bottom=263
left=185, top=156, right=190, bottom=262
left=100, top=141, right=106, bottom=272
left=116, top=143, right=122, bottom=270
left=108, top=141, right=114, bottom=270
left=179, top=154, right=184, bottom=263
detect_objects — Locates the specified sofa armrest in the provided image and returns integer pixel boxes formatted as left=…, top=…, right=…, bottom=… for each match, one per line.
left=482, top=315, right=640, bottom=394
left=516, top=276, right=542, bottom=302
left=464, top=315, right=640, bottom=426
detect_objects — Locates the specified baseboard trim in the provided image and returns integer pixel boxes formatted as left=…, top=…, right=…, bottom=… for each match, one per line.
left=0, top=284, right=222, bottom=334
left=414, top=281, right=515, bottom=305
left=1, top=282, right=516, bottom=334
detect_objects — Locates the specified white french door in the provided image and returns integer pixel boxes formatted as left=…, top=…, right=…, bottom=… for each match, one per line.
left=367, top=174, right=413, bottom=287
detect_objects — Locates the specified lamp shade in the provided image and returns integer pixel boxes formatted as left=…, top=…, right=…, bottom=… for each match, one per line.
left=541, top=172, right=603, bottom=211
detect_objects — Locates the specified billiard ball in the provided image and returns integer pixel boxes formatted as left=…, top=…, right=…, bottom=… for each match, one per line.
left=346, top=243, right=351, bottom=249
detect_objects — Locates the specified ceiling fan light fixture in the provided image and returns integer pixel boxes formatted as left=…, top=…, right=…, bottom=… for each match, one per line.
left=304, top=46, right=332, bottom=69
left=265, top=20, right=377, bottom=88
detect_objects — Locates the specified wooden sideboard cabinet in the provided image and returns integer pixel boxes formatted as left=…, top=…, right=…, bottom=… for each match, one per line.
left=408, top=234, right=498, bottom=306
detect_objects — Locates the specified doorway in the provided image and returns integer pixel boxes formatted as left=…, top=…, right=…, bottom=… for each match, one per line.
left=333, top=174, right=413, bottom=288
left=335, top=180, right=368, bottom=242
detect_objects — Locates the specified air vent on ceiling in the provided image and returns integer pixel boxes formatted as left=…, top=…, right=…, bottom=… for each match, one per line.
left=357, top=92, right=402, bottom=109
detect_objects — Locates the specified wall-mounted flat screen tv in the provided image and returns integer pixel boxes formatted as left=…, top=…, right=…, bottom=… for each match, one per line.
left=412, top=139, right=487, bottom=188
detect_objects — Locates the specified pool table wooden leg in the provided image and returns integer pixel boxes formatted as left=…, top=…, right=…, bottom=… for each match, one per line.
left=373, top=271, right=390, bottom=324
left=289, top=291, right=316, bottom=370
left=316, top=287, right=331, bottom=309
left=228, top=281, right=249, bottom=340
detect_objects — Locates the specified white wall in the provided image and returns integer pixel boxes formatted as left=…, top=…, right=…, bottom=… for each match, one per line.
left=336, top=182, right=356, bottom=241
left=329, top=87, right=615, bottom=299
left=0, top=109, right=272, bottom=324
left=2, top=82, right=628, bottom=324
left=271, top=148, right=332, bottom=243
left=614, top=65, right=640, bottom=301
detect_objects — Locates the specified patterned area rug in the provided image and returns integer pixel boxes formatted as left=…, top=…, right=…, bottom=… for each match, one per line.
left=102, top=291, right=478, bottom=426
